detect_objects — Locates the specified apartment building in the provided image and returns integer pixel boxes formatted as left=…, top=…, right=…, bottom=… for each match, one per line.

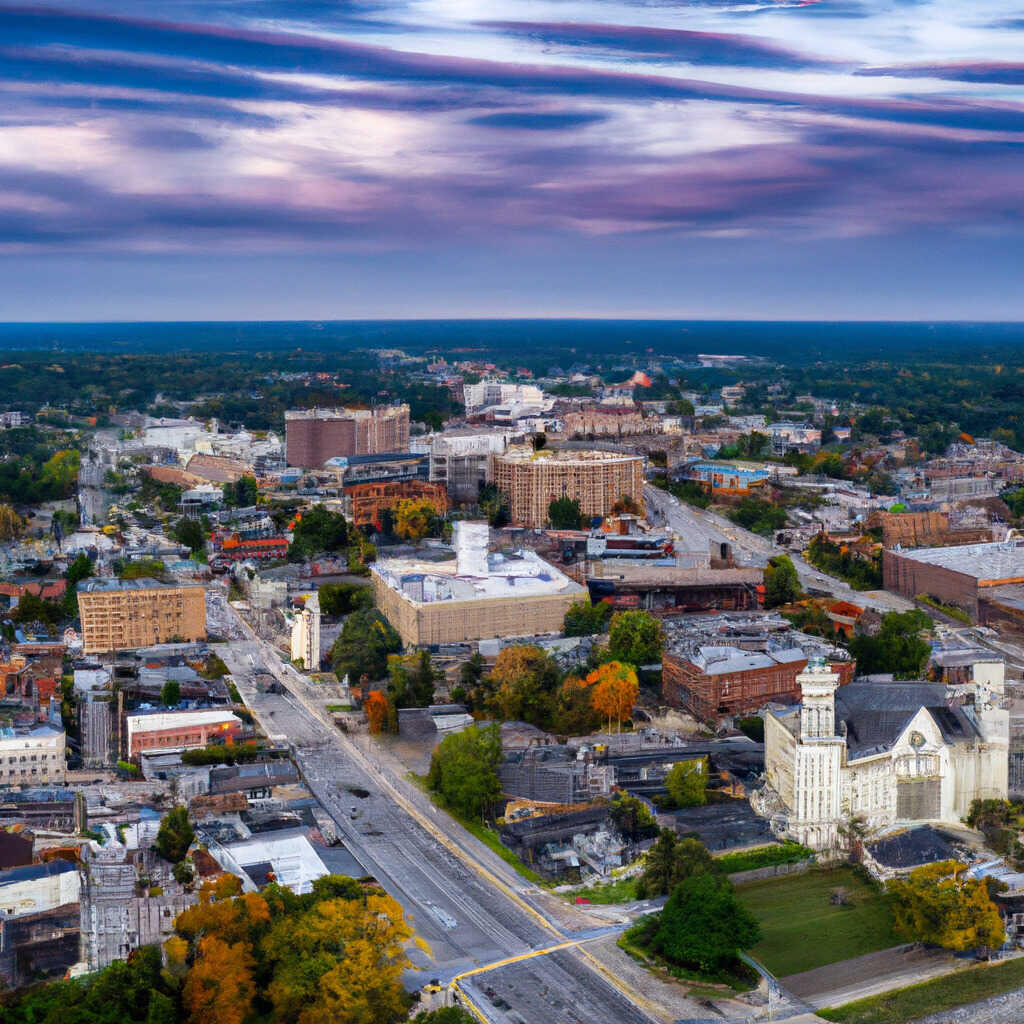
left=285, top=404, right=410, bottom=467
left=77, top=579, right=207, bottom=654
left=125, top=709, right=244, bottom=758
left=0, top=724, right=66, bottom=786
left=463, top=380, right=543, bottom=412
left=491, top=446, right=645, bottom=528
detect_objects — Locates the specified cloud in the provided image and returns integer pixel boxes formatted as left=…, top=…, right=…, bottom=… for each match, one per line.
left=468, top=110, right=609, bottom=130
left=858, top=62, right=1024, bottom=85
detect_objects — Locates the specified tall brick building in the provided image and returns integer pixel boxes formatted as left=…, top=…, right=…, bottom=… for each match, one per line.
left=491, top=446, right=645, bottom=528
left=285, top=405, right=410, bottom=467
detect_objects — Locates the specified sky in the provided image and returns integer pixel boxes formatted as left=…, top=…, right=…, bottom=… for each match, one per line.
left=1, top=0, right=1023, bottom=320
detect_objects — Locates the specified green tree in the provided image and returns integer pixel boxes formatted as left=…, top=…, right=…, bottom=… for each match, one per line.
left=665, top=757, right=708, bottom=808
left=849, top=609, right=932, bottom=678
left=548, top=496, right=585, bottom=529
left=173, top=517, right=206, bottom=554
left=65, top=551, right=93, bottom=587
left=652, top=873, right=761, bottom=972
left=154, top=805, right=195, bottom=864
left=160, top=679, right=181, bottom=707
left=486, top=644, right=562, bottom=727
left=413, top=1009, right=478, bottom=1024
left=608, top=609, right=664, bottom=665
left=764, top=554, right=801, bottom=608
left=388, top=650, right=440, bottom=709
left=477, top=483, right=509, bottom=527
left=290, top=504, right=349, bottom=559
left=727, top=497, right=788, bottom=537
left=427, top=724, right=502, bottom=820
left=608, top=792, right=658, bottom=841
left=222, top=475, right=259, bottom=508
left=553, top=675, right=602, bottom=735
left=637, top=831, right=714, bottom=899
left=317, top=582, right=373, bottom=617
left=563, top=598, right=613, bottom=637
left=330, top=608, right=402, bottom=683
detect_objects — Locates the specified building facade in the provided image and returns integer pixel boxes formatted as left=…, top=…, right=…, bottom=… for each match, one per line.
left=345, top=480, right=448, bottom=529
left=757, top=661, right=1009, bottom=852
left=285, top=405, right=410, bottom=467
left=290, top=593, right=321, bottom=671
left=429, top=432, right=514, bottom=504
left=0, top=724, right=66, bottom=786
left=77, top=580, right=207, bottom=654
left=125, top=709, right=244, bottom=758
left=491, top=446, right=646, bottom=528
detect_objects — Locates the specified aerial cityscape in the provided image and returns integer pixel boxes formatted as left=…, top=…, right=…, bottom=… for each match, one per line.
left=3, top=2, right=1024, bottom=1024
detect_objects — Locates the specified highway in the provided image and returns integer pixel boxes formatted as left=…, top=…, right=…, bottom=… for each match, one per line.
left=208, top=591, right=667, bottom=1024
left=644, top=483, right=915, bottom=614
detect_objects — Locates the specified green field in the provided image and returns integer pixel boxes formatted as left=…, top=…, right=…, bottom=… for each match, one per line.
left=738, top=867, right=898, bottom=977
left=821, top=956, right=1024, bottom=1024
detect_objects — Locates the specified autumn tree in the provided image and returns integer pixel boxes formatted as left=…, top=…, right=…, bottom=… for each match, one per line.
left=607, top=610, right=664, bottom=666
left=182, top=936, right=256, bottom=1024
left=553, top=675, right=601, bottom=735
left=364, top=689, right=389, bottom=734
left=486, top=644, right=561, bottom=726
left=888, top=860, right=1005, bottom=951
left=665, top=757, right=708, bottom=808
left=392, top=498, right=442, bottom=541
left=587, top=660, right=639, bottom=732
left=0, top=502, right=23, bottom=541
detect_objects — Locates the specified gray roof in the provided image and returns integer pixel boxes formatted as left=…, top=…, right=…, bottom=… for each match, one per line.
left=0, top=859, right=77, bottom=887
left=866, top=826, right=956, bottom=869
left=835, top=682, right=979, bottom=758
left=894, top=539, right=1024, bottom=581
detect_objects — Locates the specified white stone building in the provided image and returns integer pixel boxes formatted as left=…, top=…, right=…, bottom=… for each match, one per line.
left=0, top=723, right=66, bottom=786
left=290, top=592, right=321, bottom=671
left=756, top=660, right=1008, bottom=852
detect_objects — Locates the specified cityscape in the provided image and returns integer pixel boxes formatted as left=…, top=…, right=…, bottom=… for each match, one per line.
left=3, top=1, right=1024, bottom=1024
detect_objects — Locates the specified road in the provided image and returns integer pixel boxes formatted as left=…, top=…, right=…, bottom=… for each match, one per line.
left=209, top=590, right=668, bottom=1024
left=644, top=483, right=914, bottom=614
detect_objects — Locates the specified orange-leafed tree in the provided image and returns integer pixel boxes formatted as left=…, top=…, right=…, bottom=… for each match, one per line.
left=586, top=660, right=639, bottom=733
left=182, top=936, right=256, bottom=1024
left=364, top=690, right=389, bottom=734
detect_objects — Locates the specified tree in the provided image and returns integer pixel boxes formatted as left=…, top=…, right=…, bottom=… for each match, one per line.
left=665, top=757, right=708, bottom=808
left=548, top=496, right=585, bottom=529
left=763, top=554, right=801, bottom=608
left=65, top=551, right=93, bottom=587
left=317, top=582, right=373, bottom=617
left=486, top=644, right=562, bottom=726
left=652, top=873, right=761, bottom=972
left=392, top=498, right=442, bottom=541
left=413, top=1010, right=477, bottom=1024
left=427, top=723, right=502, bottom=820
left=364, top=690, right=389, bottom=734
left=608, top=792, right=658, bottom=841
left=182, top=936, right=255, bottom=1024
left=563, top=598, right=612, bottom=637
left=888, top=860, right=1005, bottom=951
left=607, top=610, right=663, bottom=666
left=388, top=650, right=440, bottom=709
left=222, top=476, right=259, bottom=509
left=586, top=660, right=639, bottom=732
left=0, top=502, right=23, bottom=541
left=637, top=831, right=714, bottom=898
left=330, top=608, right=402, bottom=683
left=290, top=505, right=349, bottom=559
left=40, top=449, right=81, bottom=497
left=477, top=482, right=509, bottom=526
left=553, top=675, right=602, bottom=735
left=849, top=609, right=932, bottom=678
left=154, top=804, right=195, bottom=864
left=160, top=679, right=181, bottom=708
left=612, top=493, right=641, bottom=515
left=173, top=517, right=206, bottom=554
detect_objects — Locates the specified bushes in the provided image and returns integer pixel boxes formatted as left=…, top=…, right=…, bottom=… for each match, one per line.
left=714, top=842, right=813, bottom=875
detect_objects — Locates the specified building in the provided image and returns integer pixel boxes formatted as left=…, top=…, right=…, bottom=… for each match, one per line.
left=491, top=446, right=645, bottom=528
left=290, top=593, right=321, bottom=671
left=125, top=709, right=244, bottom=758
left=587, top=565, right=763, bottom=614
left=767, top=422, right=821, bottom=454
left=77, top=579, right=206, bottom=654
left=372, top=521, right=585, bottom=646
left=676, top=460, right=773, bottom=496
left=429, top=432, right=514, bottom=504
left=345, top=480, right=447, bottom=530
left=757, top=661, right=1008, bottom=852
left=562, top=407, right=648, bottom=439
left=663, top=645, right=853, bottom=723
left=285, top=405, right=410, bottom=467
left=0, top=724, right=66, bottom=786
left=883, top=539, right=1024, bottom=624
left=868, top=509, right=992, bottom=550
left=463, top=380, right=543, bottom=412
left=212, top=533, right=289, bottom=562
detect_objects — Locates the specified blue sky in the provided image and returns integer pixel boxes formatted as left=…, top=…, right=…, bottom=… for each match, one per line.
left=1, top=0, right=1023, bottom=319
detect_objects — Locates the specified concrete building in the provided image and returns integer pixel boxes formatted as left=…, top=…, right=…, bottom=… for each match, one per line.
left=463, top=380, right=543, bottom=412
left=285, top=405, right=410, bottom=467
left=0, top=723, right=66, bottom=786
left=491, top=446, right=646, bottom=528
left=767, top=422, right=821, bottom=453
left=883, top=539, right=1024, bottom=623
left=372, top=521, right=585, bottom=646
left=757, top=661, right=1008, bottom=852
left=562, top=407, right=647, bottom=439
left=290, top=592, right=321, bottom=671
left=345, top=479, right=447, bottom=529
left=587, top=565, right=763, bottom=614
left=429, top=432, right=515, bottom=503
left=125, top=709, right=244, bottom=758
left=77, top=579, right=207, bottom=654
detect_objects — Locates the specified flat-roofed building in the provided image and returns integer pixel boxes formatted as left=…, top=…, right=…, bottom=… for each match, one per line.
left=372, top=522, right=585, bottom=645
left=285, top=405, right=409, bottom=467
left=125, top=709, right=244, bottom=758
left=77, top=579, right=207, bottom=654
left=491, top=446, right=645, bottom=528
left=0, top=723, right=66, bottom=786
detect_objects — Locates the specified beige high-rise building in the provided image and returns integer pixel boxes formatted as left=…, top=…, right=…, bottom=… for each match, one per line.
left=491, top=446, right=646, bottom=528
left=77, top=579, right=207, bottom=654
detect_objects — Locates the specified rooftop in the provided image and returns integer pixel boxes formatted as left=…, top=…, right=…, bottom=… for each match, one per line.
left=80, top=577, right=203, bottom=593
left=894, top=539, right=1024, bottom=582
left=496, top=445, right=642, bottom=465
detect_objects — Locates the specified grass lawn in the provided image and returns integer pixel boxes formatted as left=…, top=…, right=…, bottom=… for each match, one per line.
left=571, top=876, right=640, bottom=904
left=737, top=867, right=898, bottom=977
left=820, top=955, right=1024, bottom=1024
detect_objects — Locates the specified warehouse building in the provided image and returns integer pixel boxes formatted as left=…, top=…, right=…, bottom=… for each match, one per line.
left=883, top=539, right=1024, bottom=623
left=125, top=709, right=245, bottom=758
left=77, top=579, right=207, bottom=654
left=372, top=522, right=584, bottom=646
left=491, top=446, right=645, bottom=528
